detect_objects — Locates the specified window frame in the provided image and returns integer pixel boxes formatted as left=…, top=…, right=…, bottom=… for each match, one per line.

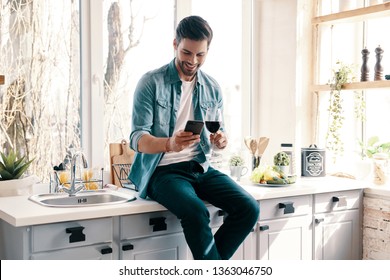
left=82, top=0, right=253, bottom=169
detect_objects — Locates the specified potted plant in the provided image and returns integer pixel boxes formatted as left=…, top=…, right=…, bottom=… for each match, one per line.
left=228, top=155, right=248, bottom=181
left=359, top=136, right=390, bottom=159
left=326, top=61, right=356, bottom=163
left=351, top=136, right=390, bottom=180
left=229, top=155, right=245, bottom=167
left=0, top=149, right=39, bottom=197
left=273, top=151, right=290, bottom=174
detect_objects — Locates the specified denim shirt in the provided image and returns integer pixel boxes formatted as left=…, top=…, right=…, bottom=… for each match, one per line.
left=129, top=59, right=224, bottom=199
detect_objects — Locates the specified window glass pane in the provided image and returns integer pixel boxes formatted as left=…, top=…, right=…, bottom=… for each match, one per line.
left=0, top=0, right=81, bottom=181
left=364, top=16, right=390, bottom=145
left=192, top=0, right=243, bottom=156
left=102, top=0, right=174, bottom=167
left=316, top=7, right=390, bottom=170
left=316, top=22, right=363, bottom=164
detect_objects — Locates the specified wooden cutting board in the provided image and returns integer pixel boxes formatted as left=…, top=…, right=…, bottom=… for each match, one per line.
left=109, top=139, right=135, bottom=187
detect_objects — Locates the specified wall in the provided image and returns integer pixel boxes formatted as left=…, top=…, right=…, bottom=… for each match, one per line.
left=251, top=0, right=313, bottom=173
left=363, top=194, right=390, bottom=259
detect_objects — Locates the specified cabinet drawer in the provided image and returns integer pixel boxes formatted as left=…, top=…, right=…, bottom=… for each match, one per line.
left=31, top=242, right=114, bottom=260
left=121, top=211, right=182, bottom=239
left=120, top=233, right=188, bottom=260
left=314, top=190, right=362, bottom=213
left=259, top=195, right=311, bottom=220
left=31, top=217, right=113, bottom=253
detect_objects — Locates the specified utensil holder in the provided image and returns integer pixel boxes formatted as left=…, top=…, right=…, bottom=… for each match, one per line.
left=252, top=156, right=261, bottom=170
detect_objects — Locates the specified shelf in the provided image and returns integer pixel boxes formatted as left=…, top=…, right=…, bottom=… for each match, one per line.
left=312, top=2, right=390, bottom=25
left=311, top=80, right=390, bottom=92
left=0, top=75, right=4, bottom=85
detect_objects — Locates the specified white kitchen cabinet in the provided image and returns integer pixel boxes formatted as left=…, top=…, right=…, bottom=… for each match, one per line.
left=313, top=190, right=362, bottom=260
left=0, top=217, right=114, bottom=260
left=119, top=210, right=188, bottom=260
left=120, top=233, right=187, bottom=260
left=31, top=243, right=114, bottom=260
left=0, top=180, right=365, bottom=260
left=256, top=195, right=312, bottom=260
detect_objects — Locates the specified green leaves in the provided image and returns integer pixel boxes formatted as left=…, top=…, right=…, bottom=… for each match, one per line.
left=0, top=150, right=33, bottom=180
left=326, top=61, right=357, bottom=161
left=273, top=152, right=290, bottom=166
left=360, top=136, right=390, bottom=159
left=229, top=155, right=245, bottom=166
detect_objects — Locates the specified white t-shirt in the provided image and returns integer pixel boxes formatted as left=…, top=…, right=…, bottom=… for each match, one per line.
left=158, top=78, right=200, bottom=166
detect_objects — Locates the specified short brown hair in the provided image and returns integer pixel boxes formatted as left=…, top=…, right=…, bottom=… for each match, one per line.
left=175, top=16, right=213, bottom=48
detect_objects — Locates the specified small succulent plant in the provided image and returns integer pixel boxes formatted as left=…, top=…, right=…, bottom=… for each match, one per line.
left=0, top=150, right=33, bottom=181
left=273, top=151, right=290, bottom=166
left=229, top=155, right=245, bottom=166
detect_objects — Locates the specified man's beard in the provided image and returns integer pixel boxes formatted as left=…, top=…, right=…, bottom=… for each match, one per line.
left=179, top=60, right=199, bottom=78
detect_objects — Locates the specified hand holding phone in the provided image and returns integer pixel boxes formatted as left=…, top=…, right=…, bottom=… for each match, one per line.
left=184, top=120, right=204, bottom=135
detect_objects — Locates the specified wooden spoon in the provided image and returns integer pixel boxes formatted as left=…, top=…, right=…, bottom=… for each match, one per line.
left=250, top=139, right=258, bottom=156
left=257, top=137, right=270, bottom=157
left=244, top=136, right=252, bottom=151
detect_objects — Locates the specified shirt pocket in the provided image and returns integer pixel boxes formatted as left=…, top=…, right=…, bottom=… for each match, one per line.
left=200, top=101, right=218, bottom=117
left=155, top=98, right=171, bottom=126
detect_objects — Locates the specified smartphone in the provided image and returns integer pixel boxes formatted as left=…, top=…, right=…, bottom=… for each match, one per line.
left=184, top=120, right=204, bottom=135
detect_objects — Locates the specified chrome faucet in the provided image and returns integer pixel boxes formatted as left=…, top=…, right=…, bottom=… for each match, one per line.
left=62, top=151, right=88, bottom=196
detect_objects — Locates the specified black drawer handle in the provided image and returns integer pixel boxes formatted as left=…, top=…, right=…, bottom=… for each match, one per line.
left=101, top=247, right=113, bottom=255
left=315, top=218, right=324, bottom=224
left=149, top=217, right=167, bottom=232
left=217, top=210, right=226, bottom=216
left=332, top=196, right=347, bottom=207
left=122, top=244, right=134, bottom=251
left=259, top=225, right=269, bottom=231
left=279, top=202, right=295, bottom=214
left=65, top=226, right=85, bottom=243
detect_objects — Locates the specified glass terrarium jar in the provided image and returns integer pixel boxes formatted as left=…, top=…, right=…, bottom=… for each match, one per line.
left=371, top=153, right=389, bottom=185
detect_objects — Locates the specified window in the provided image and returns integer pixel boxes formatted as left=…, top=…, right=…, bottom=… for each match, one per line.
left=0, top=0, right=252, bottom=182
left=100, top=0, right=251, bottom=170
left=0, top=0, right=81, bottom=181
left=314, top=1, right=390, bottom=173
left=102, top=0, right=175, bottom=168
left=191, top=0, right=245, bottom=155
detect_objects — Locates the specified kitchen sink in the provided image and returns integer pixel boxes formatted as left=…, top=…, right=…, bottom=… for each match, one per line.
left=29, top=189, right=136, bottom=207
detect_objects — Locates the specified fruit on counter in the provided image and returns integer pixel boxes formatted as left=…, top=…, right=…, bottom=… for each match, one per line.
left=58, top=171, right=70, bottom=188
left=250, top=164, right=296, bottom=184
left=83, top=169, right=93, bottom=181
left=85, top=182, right=99, bottom=190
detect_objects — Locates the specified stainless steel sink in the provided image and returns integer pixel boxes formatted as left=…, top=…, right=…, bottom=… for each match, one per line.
left=29, top=189, right=136, bottom=207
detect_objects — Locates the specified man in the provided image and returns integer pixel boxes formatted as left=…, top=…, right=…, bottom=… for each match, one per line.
left=129, top=15, right=259, bottom=260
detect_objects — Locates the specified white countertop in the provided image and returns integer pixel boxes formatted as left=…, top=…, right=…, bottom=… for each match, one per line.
left=0, top=176, right=370, bottom=227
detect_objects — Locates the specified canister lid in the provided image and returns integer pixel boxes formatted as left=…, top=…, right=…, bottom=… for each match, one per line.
left=301, top=144, right=325, bottom=151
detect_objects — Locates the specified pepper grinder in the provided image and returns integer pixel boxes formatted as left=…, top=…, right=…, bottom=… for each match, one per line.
left=361, top=47, right=370, bottom=81
left=374, top=45, right=384, bottom=81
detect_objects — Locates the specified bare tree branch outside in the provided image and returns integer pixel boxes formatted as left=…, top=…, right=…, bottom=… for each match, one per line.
left=0, top=0, right=174, bottom=182
left=0, top=0, right=81, bottom=181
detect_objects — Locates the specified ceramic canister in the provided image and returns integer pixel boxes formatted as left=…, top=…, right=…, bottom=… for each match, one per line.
left=301, top=144, right=326, bottom=177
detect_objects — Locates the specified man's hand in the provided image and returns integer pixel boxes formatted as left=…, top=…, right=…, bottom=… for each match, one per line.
left=210, top=130, right=228, bottom=150
left=167, top=130, right=201, bottom=152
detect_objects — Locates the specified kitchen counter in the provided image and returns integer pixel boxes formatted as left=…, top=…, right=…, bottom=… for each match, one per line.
left=362, top=184, right=390, bottom=198
left=0, top=176, right=368, bottom=227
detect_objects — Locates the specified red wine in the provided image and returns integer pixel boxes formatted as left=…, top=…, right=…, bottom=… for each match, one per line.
left=205, top=121, right=221, bottom=133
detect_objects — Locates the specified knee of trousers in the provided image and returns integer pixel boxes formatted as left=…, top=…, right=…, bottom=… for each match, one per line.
left=179, top=202, right=210, bottom=228
left=236, top=196, right=260, bottom=225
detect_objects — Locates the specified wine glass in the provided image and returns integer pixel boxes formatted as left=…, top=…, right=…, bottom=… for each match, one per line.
left=205, top=107, right=222, bottom=163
